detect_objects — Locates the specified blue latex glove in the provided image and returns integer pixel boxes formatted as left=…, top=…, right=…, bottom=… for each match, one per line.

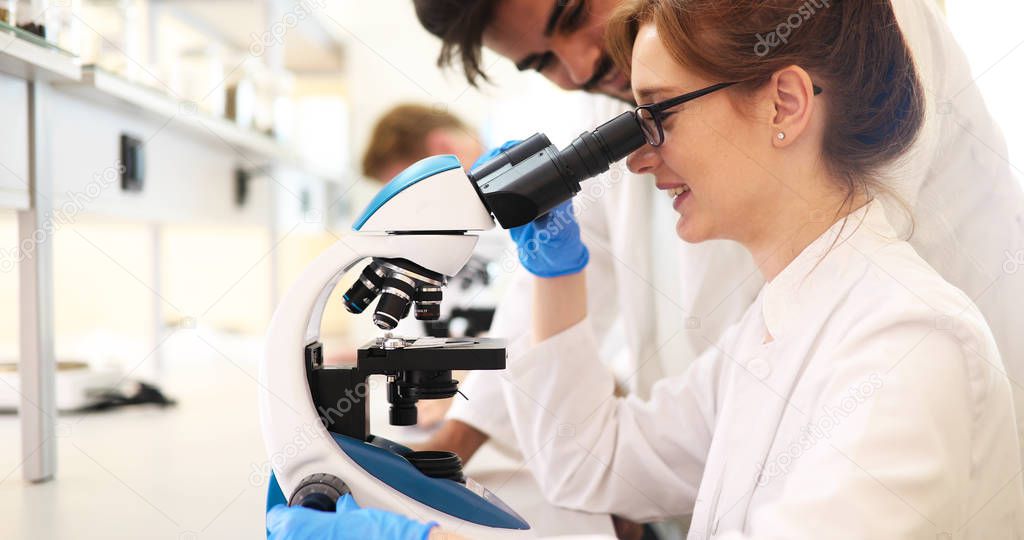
left=266, top=496, right=437, bottom=540
left=474, top=140, right=589, bottom=277
left=510, top=199, right=589, bottom=278
left=471, top=139, right=522, bottom=170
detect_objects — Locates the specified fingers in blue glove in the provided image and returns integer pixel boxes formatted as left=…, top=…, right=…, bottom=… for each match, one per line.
left=510, top=200, right=590, bottom=278
left=266, top=499, right=438, bottom=540
left=335, top=494, right=360, bottom=513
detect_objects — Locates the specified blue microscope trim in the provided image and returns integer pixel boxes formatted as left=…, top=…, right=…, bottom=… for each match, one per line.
left=332, top=432, right=530, bottom=530
left=263, top=433, right=530, bottom=534
left=353, top=155, right=462, bottom=231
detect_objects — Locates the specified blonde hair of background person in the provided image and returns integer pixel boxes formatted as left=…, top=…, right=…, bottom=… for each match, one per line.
left=361, top=103, right=484, bottom=183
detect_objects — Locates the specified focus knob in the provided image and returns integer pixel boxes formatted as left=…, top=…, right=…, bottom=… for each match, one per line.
left=288, top=473, right=350, bottom=512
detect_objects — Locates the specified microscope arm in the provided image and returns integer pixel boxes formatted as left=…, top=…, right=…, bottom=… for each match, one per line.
left=260, top=233, right=479, bottom=498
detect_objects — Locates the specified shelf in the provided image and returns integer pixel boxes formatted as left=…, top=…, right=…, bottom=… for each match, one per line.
left=155, top=0, right=345, bottom=74
left=55, top=65, right=285, bottom=159
left=52, top=66, right=341, bottom=182
left=0, top=21, right=80, bottom=81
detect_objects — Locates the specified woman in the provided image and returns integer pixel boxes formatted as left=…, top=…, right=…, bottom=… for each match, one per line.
left=499, top=0, right=1024, bottom=537
left=268, top=0, right=1023, bottom=538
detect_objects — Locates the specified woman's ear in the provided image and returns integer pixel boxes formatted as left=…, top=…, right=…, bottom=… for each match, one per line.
left=769, top=66, right=816, bottom=147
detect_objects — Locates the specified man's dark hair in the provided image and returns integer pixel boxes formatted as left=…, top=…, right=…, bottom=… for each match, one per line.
left=413, top=0, right=497, bottom=86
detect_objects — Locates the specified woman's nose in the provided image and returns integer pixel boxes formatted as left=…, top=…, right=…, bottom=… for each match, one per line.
left=627, top=145, right=660, bottom=175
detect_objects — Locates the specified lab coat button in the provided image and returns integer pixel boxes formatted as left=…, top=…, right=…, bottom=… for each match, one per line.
left=748, top=358, right=771, bottom=379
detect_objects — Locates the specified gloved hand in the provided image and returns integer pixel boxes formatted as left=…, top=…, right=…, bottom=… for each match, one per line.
left=474, top=140, right=589, bottom=278
left=510, top=199, right=589, bottom=278
left=470, top=139, right=522, bottom=169
left=266, top=496, right=437, bottom=540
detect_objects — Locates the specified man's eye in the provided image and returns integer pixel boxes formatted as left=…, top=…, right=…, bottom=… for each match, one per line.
left=557, top=0, right=589, bottom=34
left=534, top=53, right=554, bottom=72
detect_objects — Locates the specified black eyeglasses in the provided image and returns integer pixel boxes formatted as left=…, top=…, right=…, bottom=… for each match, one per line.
left=634, top=82, right=824, bottom=147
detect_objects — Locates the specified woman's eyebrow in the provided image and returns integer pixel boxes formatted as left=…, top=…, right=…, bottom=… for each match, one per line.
left=634, top=87, right=673, bottom=103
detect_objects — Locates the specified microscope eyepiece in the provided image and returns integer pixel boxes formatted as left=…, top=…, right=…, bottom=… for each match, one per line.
left=470, top=111, right=646, bottom=229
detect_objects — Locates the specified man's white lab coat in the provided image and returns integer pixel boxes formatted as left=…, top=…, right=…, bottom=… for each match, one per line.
left=448, top=0, right=1024, bottom=496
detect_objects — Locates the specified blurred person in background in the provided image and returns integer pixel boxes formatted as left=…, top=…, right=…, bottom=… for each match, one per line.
left=361, top=103, right=486, bottom=183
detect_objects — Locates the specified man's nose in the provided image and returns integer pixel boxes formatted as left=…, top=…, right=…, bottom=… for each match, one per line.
left=627, top=145, right=660, bottom=175
left=549, top=35, right=602, bottom=87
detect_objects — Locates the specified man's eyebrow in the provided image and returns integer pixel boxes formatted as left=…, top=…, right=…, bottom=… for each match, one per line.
left=544, top=0, right=569, bottom=37
left=515, top=1, right=568, bottom=71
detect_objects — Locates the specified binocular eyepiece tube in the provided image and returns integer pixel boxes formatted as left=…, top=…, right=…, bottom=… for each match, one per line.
left=470, top=111, right=647, bottom=229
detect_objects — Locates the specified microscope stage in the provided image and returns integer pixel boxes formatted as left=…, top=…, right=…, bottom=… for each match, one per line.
left=356, top=337, right=507, bottom=373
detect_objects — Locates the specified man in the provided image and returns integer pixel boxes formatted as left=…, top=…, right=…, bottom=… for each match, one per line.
left=412, top=0, right=1024, bottom=535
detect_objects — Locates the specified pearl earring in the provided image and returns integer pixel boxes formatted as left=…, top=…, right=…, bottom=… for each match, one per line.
left=777, top=132, right=786, bottom=141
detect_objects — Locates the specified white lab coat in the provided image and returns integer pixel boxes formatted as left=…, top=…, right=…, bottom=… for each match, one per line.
left=504, top=201, right=1024, bottom=538
left=448, top=0, right=1024, bottom=467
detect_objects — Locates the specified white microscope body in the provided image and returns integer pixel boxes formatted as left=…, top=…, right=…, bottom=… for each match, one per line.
left=259, top=111, right=646, bottom=538
left=259, top=156, right=532, bottom=538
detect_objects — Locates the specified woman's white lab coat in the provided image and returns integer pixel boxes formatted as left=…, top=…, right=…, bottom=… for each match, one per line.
left=502, top=201, right=1024, bottom=539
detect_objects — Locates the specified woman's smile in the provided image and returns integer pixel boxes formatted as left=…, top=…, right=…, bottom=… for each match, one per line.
left=658, top=182, right=692, bottom=212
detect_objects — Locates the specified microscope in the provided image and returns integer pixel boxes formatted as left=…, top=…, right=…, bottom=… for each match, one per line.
left=259, top=111, right=645, bottom=538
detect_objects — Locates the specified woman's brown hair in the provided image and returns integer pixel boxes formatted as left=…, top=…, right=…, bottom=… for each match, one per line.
left=607, top=0, right=925, bottom=198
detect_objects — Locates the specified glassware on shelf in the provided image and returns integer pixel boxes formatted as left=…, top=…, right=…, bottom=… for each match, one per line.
left=0, top=0, right=16, bottom=26
left=52, top=0, right=83, bottom=56
left=226, top=62, right=257, bottom=130
left=179, top=44, right=226, bottom=117
left=79, top=0, right=145, bottom=78
left=251, top=62, right=275, bottom=136
left=15, top=0, right=46, bottom=39
left=271, top=72, right=296, bottom=143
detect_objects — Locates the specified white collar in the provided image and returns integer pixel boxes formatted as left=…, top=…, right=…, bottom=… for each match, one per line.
left=761, top=200, right=900, bottom=340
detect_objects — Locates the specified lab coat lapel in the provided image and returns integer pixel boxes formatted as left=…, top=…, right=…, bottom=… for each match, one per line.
left=701, top=282, right=849, bottom=536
